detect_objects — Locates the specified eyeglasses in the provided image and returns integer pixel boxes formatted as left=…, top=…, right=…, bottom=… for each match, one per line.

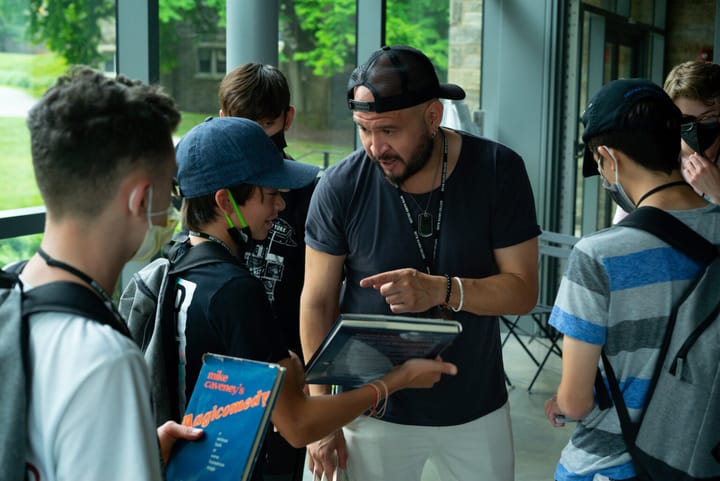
left=680, top=114, right=720, bottom=131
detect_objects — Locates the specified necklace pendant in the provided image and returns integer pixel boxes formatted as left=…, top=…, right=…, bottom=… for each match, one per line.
left=418, top=212, right=434, bottom=238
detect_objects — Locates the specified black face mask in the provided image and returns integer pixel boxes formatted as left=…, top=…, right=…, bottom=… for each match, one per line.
left=680, top=118, right=720, bottom=157
left=269, top=130, right=287, bottom=152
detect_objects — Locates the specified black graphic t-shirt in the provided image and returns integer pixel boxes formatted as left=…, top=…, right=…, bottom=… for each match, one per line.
left=243, top=180, right=316, bottom=360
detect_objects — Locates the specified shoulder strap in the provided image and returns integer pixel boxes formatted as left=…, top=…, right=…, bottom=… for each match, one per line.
left=168, top=238, right=238, bottom=275
left=619, top=206, right=718, bottom=265
left=23, top=281, right=131, bottom=338
left=600, top=350, right=645, bottom=468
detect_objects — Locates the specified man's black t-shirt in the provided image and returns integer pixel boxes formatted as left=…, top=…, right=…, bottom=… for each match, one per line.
left=305, top=130, right=541, bottom=426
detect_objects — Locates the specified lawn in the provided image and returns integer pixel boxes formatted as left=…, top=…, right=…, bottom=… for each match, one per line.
left=0, top=51, right=353, bottom=213
left=0, top=116, right=40, bottom=209
left=0, top=53, right=354, bottom=266
left=2, top=110, right=348, bottom=211
left=0, top=52, right=67, bottom=98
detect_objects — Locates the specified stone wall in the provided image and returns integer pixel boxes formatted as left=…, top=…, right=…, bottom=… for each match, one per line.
left=448, top=0, right=483, bottom=110
left=665, top=0, right=716, bottom=75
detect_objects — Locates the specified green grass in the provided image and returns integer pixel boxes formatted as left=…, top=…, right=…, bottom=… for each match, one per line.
left=0, top=52, right=67, bottom=98
left=0, top=52, right=353, bottom=265
left=0, top=112, right=349, bottom=212
left=0, top=51, right=353, bottom=212
left=0, top=117, right=40, bottom=209
left=177, top=112, right=212, bottom=137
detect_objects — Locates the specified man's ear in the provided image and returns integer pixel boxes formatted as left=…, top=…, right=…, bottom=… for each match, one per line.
left=127, top=181, right=151, bottom=217
left=219, top=109, right=225, bottom=117
left=426, top=100, right=443, bottom=132
left=284, top=106, right=296, bottom=130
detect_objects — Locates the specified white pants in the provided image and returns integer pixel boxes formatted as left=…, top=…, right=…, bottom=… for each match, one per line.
left=308, top=401, right=515, bottom=481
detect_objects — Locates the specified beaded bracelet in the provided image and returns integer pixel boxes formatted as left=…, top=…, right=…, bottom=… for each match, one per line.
left=444, top=273, right=452, bottom=305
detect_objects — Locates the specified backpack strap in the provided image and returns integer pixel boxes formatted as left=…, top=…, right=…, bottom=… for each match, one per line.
left=168, top=238, right=239, bottom=275
left=3, top=262, right=131, bottom=338
left=619, top=206, right=718, bottom=264
left=23, top=281, right=131, bottom=339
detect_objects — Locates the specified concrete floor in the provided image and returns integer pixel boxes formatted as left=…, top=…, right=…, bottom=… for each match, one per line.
left=303, top=331, right=572, bottom=481
left=420, top=331, right=571, bottom=481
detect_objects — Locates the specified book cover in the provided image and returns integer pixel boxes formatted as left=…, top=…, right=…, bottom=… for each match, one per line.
left=166, top=353, right=286, bottom=481
left=304, top=313, right=462, bottom=387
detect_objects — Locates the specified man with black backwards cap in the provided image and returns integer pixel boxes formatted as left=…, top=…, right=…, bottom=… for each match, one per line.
left=171, top=117, right=457, bottom=481
left=543, top=79, right=720, bottom=481
left=300, top=45, right=541, bottom=480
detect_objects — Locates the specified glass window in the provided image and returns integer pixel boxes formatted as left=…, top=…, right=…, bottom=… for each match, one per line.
left=630, top=0, right=654, bottom=25
left=0, top=1, right=116, bottom=262
left=157, top=1, right=358, bottom=170
left=280, top=0, right=357, bottom=167
left=385, top=0, right=482, bottom=132
left=583, top=0, right=615, bottom=10
left=197, top=46, right=212, bottom=74
left=1, top=2, right=116, bottom=211
left=196, top=44, right=226, bottom=77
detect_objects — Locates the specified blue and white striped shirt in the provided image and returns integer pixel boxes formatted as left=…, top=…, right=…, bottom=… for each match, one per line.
left=549, top=204, right=720, bottom=481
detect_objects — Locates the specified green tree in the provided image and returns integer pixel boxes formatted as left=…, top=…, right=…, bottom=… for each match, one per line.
left=0, top=0, right=27, bottom=50
left=158, top=0, right=226, bottom=72
left=386, top=0, right=449, bottom=74
left=28, top=0, right=113, bottom=65
left=289, top=0, right=449, bottom=78
left=291, top=0, right=355, bottom=76
left=18, top=0, right=226, bottom=69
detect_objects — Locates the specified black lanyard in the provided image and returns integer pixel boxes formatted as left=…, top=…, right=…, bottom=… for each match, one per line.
left=396, top=130, right=448, bottom=274
left=36, top=247, right=126, bottom=327
left=188, top=230, right=236, bottom=257
left=635, top=180, right=692, bottom=207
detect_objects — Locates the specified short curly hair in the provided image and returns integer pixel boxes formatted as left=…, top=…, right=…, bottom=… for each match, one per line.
left=27, top=66, right=180, bottom=219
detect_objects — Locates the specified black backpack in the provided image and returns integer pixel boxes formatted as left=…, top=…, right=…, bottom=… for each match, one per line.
left=0, top=264, right=130, bottom=481
left=600, top=206, right=720, bottom=480
left=118, top=239, right=234, bottom=425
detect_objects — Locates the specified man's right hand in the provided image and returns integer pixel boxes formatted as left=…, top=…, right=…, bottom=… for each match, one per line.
left=307, top=430, right=348, bottom=481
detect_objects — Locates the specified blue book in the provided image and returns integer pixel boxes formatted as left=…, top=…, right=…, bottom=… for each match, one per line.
left=304, top=313, right=462, bottom=387
left=166, top=353, right=286, bottom=481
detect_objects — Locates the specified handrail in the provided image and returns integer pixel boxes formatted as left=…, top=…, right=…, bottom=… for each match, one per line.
left=0, top=206, right=45, bottom=240
left=294, top=150, right=347, bottom=169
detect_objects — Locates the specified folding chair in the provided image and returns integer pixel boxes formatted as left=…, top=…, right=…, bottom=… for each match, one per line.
left=501, top=230, right=579, bottom=392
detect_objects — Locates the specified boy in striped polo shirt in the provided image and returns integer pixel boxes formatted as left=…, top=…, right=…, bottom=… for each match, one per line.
left=544, top=79, right=720, bottom=481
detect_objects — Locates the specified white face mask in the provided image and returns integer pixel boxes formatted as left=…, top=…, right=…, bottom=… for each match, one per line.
left=130, top=186, right=179, bottom=262
left=598, top=146, right=636, bottom=213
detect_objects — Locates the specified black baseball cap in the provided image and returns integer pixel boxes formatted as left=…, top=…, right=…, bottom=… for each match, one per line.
left=347, top=45, right=466, bottom=113
left=581, top=78, right=681, bottom=177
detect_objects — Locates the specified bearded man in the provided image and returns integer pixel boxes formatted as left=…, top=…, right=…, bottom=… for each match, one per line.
left=300, top=45, right=541, bottom=481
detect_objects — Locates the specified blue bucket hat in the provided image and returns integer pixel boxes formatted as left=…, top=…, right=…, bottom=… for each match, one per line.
left=176, top=117, right=319, bottom=198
